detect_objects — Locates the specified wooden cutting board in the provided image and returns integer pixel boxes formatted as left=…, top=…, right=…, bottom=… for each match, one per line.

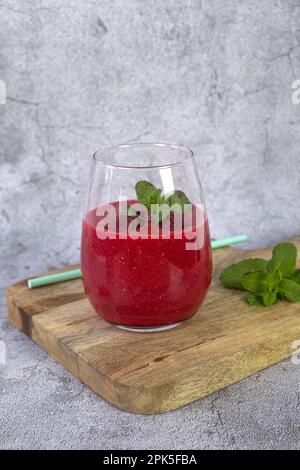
left=7, top=237, right=300, bottom=414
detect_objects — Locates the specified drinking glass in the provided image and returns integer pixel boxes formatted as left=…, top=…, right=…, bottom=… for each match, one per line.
left=81, top=143, right=212, bottom=332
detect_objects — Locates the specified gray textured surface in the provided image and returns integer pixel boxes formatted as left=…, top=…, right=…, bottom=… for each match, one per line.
left=1, top=0, right=300, bottom=450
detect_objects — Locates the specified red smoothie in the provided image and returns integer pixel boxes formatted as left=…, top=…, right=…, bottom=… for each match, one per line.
left=81, top=201, right=212, bottom=328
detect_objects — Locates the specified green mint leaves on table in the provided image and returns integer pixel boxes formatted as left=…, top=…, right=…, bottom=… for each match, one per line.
left=220, top=258, right=268, bottom=290
left=127, top=180, right=191, bottom=223
left=220, top=242, right=300, bottom=307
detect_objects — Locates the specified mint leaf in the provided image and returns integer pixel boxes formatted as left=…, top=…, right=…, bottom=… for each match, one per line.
left=246, top=291, right=278, bottom=307
left=262, top=291, right=278, bottom=306
left=135, top=182, right=166, bottom=221
left=220, top=258, right=268, bottom=290
left=290, top=269, right=300, bottom=285
left=135, top=181, right=158, bottom=212
left=267, top=242, right=297, bottom=277
left=279, top=279, right=300, bottom=302
left=147, top=188, right=164, bottom=208
left=242, top=272, right=279, bottom=306
left=135, top=180, right=156, bottom=203
left=166, top=190, right=191, bottom=213
left=246, top=294, right=264, bottom=306
left=269, top=269, right=282, bottom=285
left=241, top=271, right=273, bottom=293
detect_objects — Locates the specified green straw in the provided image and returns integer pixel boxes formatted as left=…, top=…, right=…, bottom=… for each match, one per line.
left=27, top=234, right=247, bottom=288
left=211, top=234, right=247, bottom=249
left=27, top=269, right=82, bottom=289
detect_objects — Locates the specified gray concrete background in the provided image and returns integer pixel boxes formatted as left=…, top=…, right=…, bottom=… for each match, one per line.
left=1, top=0, right=300, bottom=449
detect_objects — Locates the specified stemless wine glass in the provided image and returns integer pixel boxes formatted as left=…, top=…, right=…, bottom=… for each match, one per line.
left=81, top=143, right=212, bottom=332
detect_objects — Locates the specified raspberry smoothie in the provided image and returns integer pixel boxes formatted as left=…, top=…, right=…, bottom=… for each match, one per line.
left=81, top=201, right=212, bottom=329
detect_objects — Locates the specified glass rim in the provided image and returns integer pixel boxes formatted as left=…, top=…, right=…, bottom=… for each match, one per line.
left=92, top=142, right=194, bottom=170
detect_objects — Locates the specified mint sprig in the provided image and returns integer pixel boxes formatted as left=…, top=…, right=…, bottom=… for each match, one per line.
left=220, top=242, right=300, bottom=307
left=127, top=180, right=191, bottom=223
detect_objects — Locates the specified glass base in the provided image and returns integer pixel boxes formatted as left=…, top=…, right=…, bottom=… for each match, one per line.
left=115, top=322, right=181, bottom=333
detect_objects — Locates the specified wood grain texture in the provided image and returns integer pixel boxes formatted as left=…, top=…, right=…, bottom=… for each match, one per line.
left=7, top=237, right=300, bottom=414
